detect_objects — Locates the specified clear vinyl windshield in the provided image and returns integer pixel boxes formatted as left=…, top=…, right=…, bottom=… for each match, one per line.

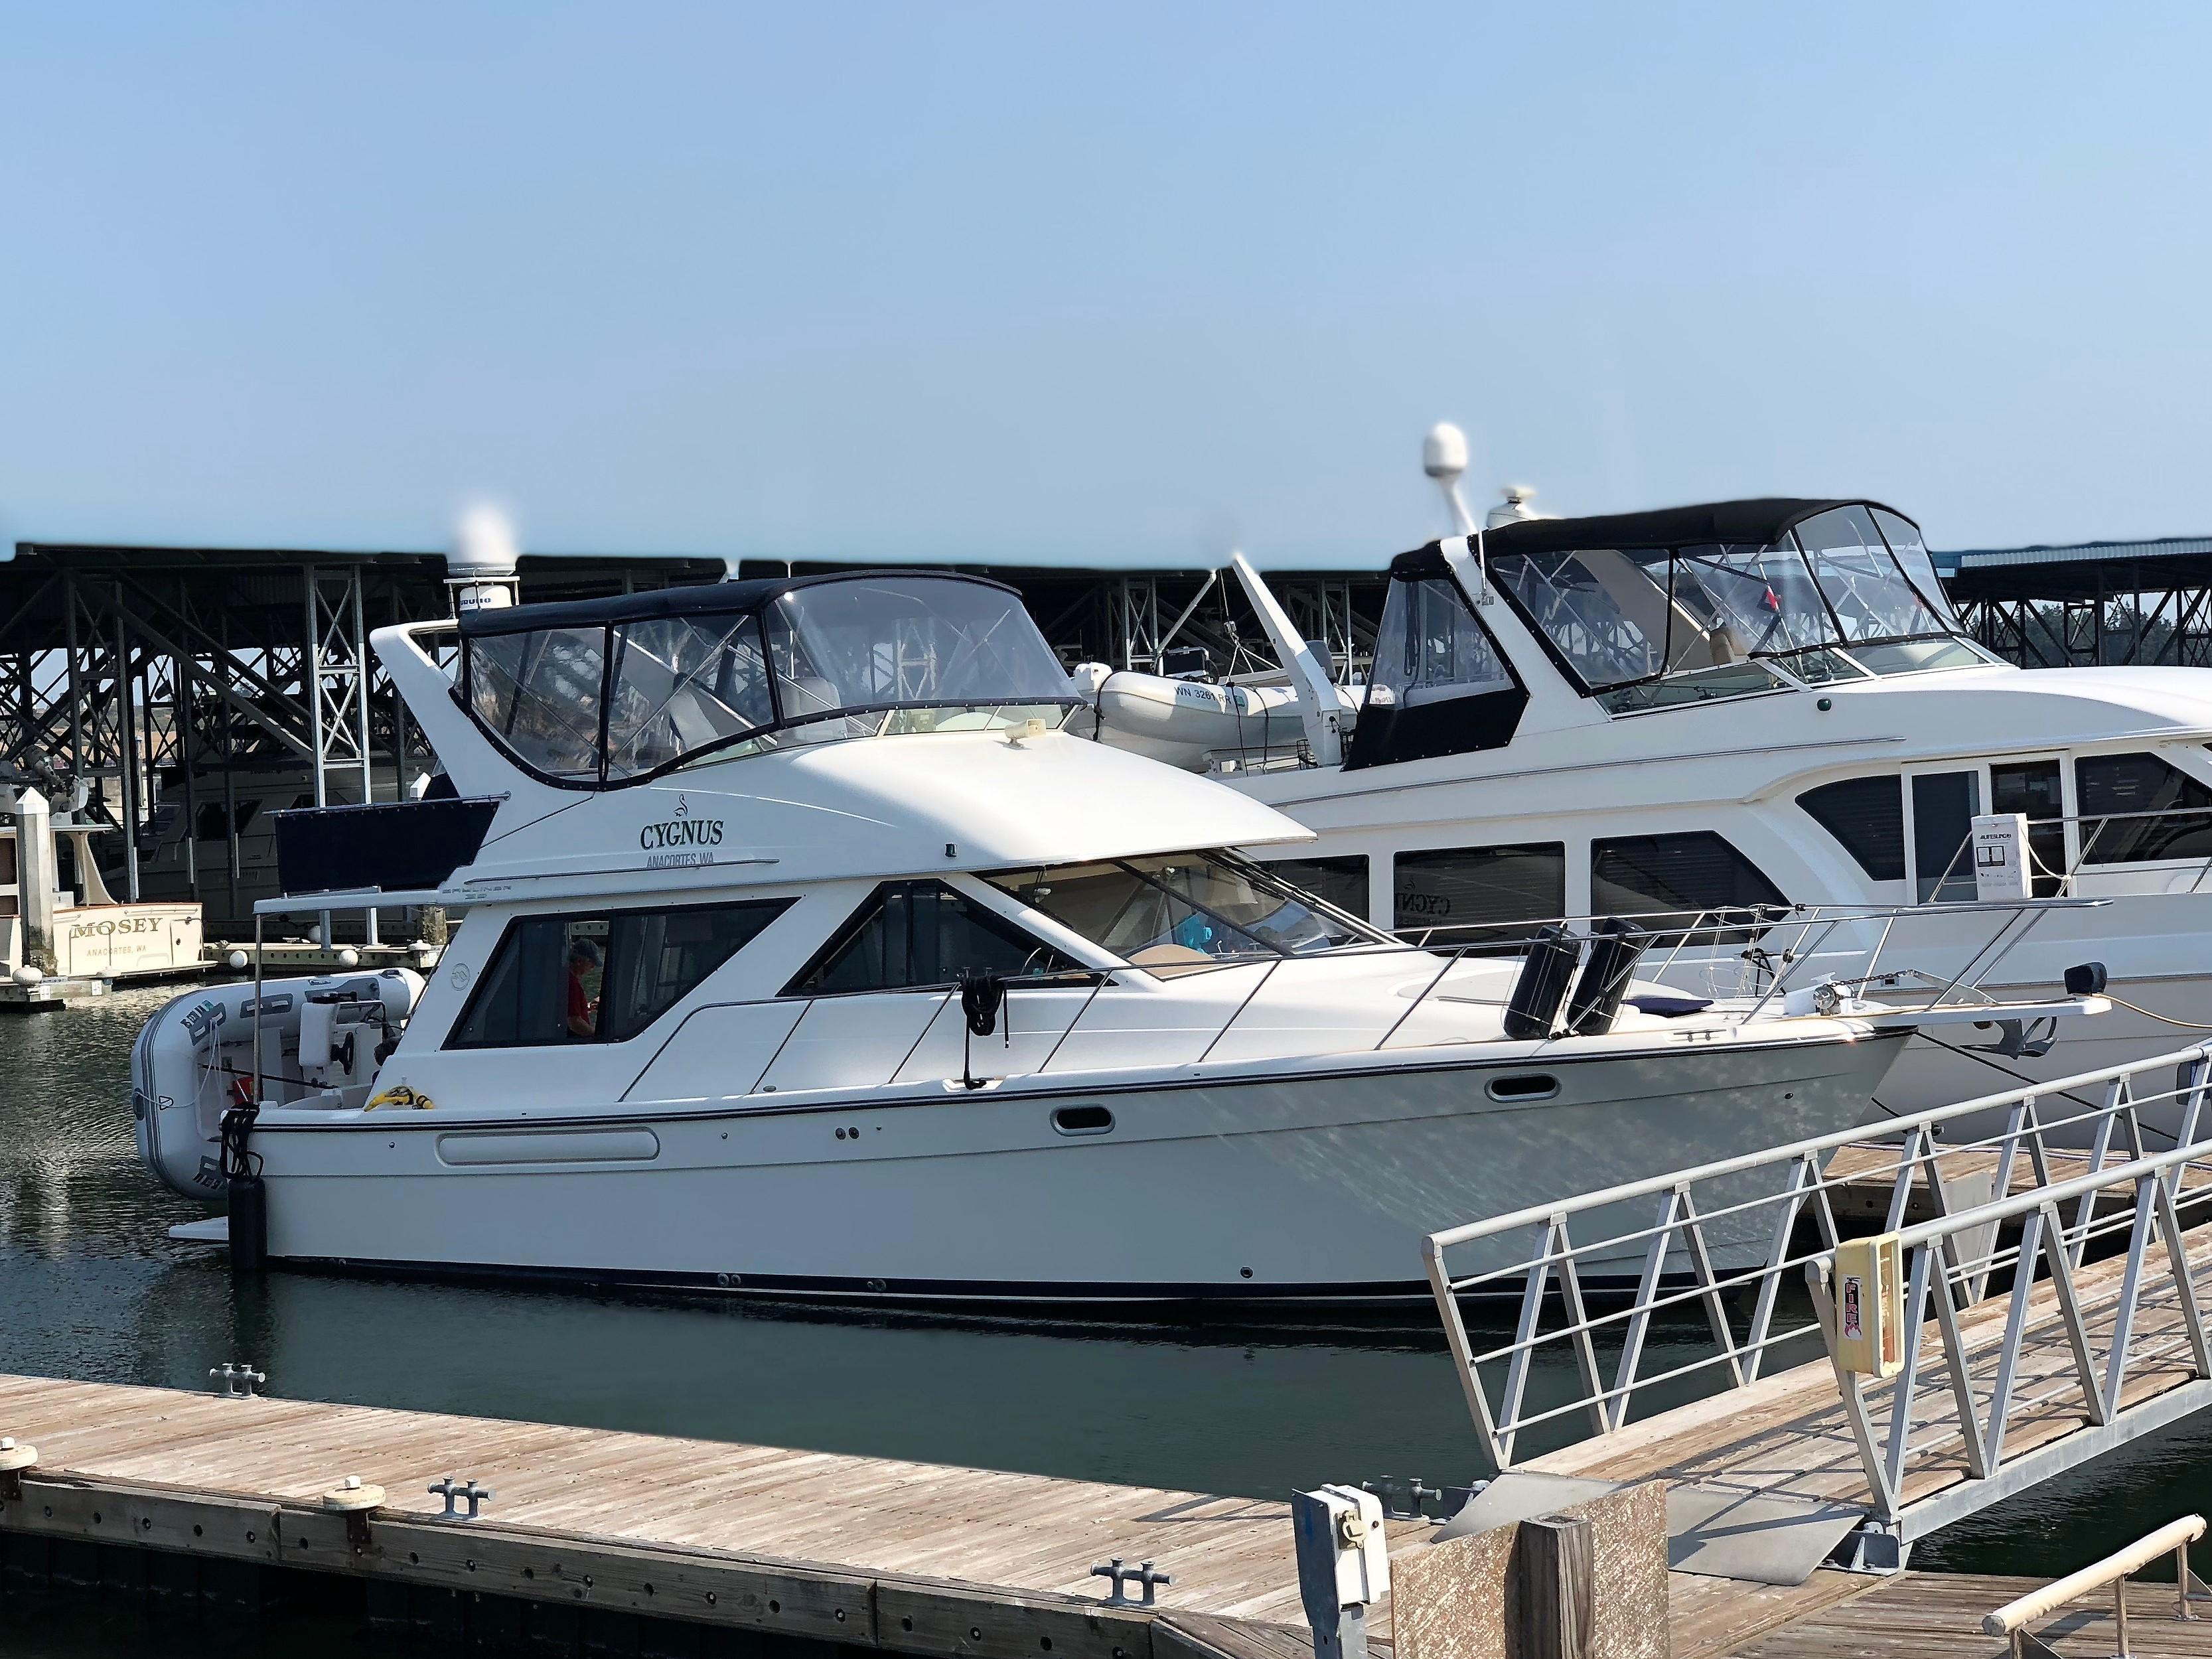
left=464, top=574, right=1079, bottom=786
left=985, top=851, right=1387, bottom=970
left=1485, top=504, right=1988, bottom=712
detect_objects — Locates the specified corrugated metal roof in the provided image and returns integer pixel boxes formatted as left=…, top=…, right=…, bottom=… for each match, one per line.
left=1935, top=536, right=2212, bottom=575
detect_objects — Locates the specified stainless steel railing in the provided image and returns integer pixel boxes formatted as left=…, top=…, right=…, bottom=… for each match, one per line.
left=1422, top=1044, right=2212, bottom=1497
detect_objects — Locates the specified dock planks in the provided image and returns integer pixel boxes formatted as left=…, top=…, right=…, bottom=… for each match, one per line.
left=1731, top=1569, right=2212, bottom=1657
left=0, top=1371, right=1351, bottom=1655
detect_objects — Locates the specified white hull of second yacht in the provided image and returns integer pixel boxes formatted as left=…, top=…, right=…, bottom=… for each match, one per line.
left=242, top=1029, right=1907, bottom=1303
left=1881, top=972, right=2212, bottom=1136
left=1623, top=893, right=2212, bottom=1138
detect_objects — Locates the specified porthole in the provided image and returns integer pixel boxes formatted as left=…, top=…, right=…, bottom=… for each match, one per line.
left=1051, top=1105, right=1114, bottom=1136
left=1485, top=1073, right=1558, bottom=1102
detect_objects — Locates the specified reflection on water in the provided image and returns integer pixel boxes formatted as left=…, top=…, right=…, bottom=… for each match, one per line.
left=2, top=982, right=2209, bottom=1623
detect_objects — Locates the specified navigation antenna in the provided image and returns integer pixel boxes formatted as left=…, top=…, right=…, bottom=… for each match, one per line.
left=448, top=504, right=522, bottom=615
left=1423, top=422, right=1488, bottom=602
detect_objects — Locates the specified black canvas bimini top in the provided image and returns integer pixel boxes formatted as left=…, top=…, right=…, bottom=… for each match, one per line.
left=455, top=568, right=1015, bottom=638
left=1387, top=498, right=1915, bottom=573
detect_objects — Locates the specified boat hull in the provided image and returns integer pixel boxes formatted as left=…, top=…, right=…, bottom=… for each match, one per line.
left=245, top=1030, right=1908, bottom=1303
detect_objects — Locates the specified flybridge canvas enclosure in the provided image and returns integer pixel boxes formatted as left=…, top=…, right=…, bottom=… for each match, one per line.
left=274, top=798, right=502, bottom=899
left=1347, top=543, right=1529, bottom=770
left=456, top=571, right=1080, bottom=790
left=1425, top=498, right=1968, bottom=717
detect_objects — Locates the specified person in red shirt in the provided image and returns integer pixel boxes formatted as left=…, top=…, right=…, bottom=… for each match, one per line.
left=566, top=937, right=603, bottom=1039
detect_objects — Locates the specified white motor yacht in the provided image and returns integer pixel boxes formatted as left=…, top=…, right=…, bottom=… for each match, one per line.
left=1073, top=443, right=2210, bottom=1128
left=131, top=571, right=2094, bottom=1303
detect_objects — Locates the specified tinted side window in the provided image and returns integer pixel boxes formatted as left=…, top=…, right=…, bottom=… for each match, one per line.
left=1797, top=777, right=1905, bottom=881
left=450, top=901, right=787, bottom=1048
left=1394, top=843, right=1565, bottom=948
left=451, top=915, right=590, bottom=1047
left=1911, top=770, right=1982, bottom=902
left=1256, top=855, right=1370, bottom=921
left=601, top=901, right=794, bottom=1040
left=786, top=881, right=1080, bottom=995
left=1591, top=831, right=1785, bottom=940
left=195, top=800, right=261, bottom=841
left=2078, top=753, right=2212, bottom=863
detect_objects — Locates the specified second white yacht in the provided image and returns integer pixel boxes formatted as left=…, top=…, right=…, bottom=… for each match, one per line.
left=1074, top=443, right=2207, bottom=1128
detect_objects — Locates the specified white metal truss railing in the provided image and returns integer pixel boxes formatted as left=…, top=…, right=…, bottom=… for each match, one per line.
left=1809, top=1102, right=2212, bottom=1534
left=1422, top=1044, right=2212, bottom=1518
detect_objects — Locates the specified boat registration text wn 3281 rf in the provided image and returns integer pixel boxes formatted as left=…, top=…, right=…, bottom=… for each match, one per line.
left=133, top=572, right=2100, bottom=1304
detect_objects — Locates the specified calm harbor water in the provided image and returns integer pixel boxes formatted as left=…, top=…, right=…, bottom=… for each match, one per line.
left=5, top=985, right=2211, bottom=1654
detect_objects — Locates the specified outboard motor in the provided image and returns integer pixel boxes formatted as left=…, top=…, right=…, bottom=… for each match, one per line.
left=1503, top=926, right=1581, bottom=1040
left=1564, top=918, right=1652, bottom=1036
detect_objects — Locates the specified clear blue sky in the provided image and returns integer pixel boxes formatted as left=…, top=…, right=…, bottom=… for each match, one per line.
left=2, top=5, right=2206, bottom=567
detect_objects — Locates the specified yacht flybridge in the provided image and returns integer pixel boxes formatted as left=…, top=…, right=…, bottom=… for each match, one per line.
left=133, top=571, right=2098, bottom=1303
left=1074, top=463, right=2212, bottom=1122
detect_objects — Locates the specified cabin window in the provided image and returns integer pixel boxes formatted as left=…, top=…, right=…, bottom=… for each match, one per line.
left=786, top=880, right=1082, bottom=995
left=1590, top=831, right=1784, bottom=941
left=1665, top=543, right=1838, bottom=660
left=194, top=800, right=260, bottom=841
left=449, top=900, right=791, bottom=1048
left=1367, top=579, right=1514, bottom=707
left=1797, top=776, right=1905, bottom=882
left=1910, top=771, right=1982, bottom=902
left=1990, top=760, right=2065, bottom=897
left=1393, top=842, right=1565, bottom=948
left=1255, top=855, right=1370, bottom=921
left=988, top=853, right=1377, bottom=968
left=2077, top=753, right=2212, bottom=864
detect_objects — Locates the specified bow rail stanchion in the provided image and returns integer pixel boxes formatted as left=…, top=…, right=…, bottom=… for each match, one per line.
left=1422, top=1041, right=2212, bottom=1565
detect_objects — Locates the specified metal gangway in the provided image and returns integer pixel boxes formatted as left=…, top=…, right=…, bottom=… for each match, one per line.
left=1422, top=1043, right=2212, bottom=1574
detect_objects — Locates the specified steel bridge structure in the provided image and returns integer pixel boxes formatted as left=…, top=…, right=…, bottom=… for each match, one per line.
left=1941, top=534, right=2212, bottom=668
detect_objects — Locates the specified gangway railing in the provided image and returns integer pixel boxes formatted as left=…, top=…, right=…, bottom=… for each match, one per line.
left=1422, top=1043, right=2212, bottom=1551
left=1982, top=1514, right=2209, bottom=1658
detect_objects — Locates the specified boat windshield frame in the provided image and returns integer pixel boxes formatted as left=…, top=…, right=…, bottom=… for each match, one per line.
left=1475, top=502, right=1983, bottom=712
left=984, top=848, right=1394, bottom=970
left=455, top=571, right=1082, bottom=790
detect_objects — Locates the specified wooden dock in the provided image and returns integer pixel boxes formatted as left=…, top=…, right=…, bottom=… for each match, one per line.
left=0, top=1372, right=1356, bottom=1659
left=1732, top=1570, right=2212, bottom=1657
left=7, top=1367, right=2211, bottom=1658
left=0, top=1368, right=1908, bottom=1659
